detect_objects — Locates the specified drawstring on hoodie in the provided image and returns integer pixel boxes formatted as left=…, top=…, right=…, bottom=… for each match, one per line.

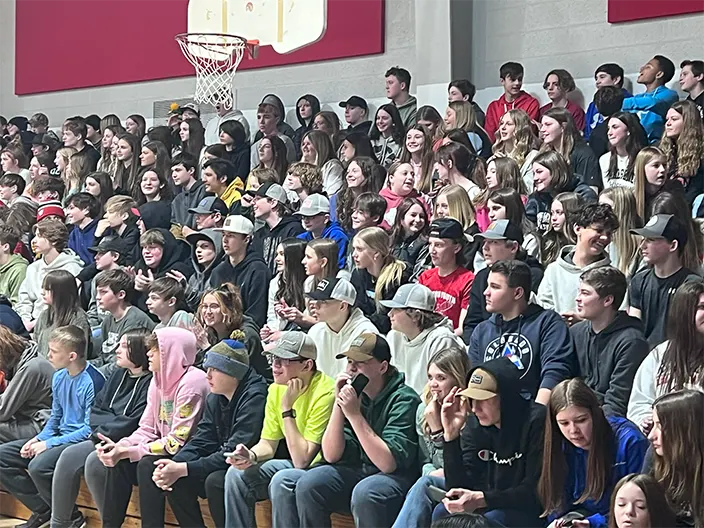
left=109, top=369, right=149, bottom=416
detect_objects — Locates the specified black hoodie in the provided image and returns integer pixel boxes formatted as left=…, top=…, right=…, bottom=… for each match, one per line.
left=90, top=367, right=152, bottom=440
left=173, top=366, right=267, bottom=478
left=526, top=177, right=598, bottom=230
left=209, top=248, right=272, bottom=328
left=570, top=312, right=649, bottom=417
left=252, top=215, right=305, bottom=274
left=444, top=358, right=546, bottom=519
left=293, top=94, right=321, bottom=156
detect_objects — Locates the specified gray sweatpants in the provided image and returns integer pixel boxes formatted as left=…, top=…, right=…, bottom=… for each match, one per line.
left=51, top=440, right=98, bottom=528
left=83, top=449, right=110, bottom=517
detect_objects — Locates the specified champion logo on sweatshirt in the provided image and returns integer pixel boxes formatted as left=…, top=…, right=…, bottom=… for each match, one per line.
left=485, top=334, right=533, bottom=379
left=478, top=449, right=524, bottom=466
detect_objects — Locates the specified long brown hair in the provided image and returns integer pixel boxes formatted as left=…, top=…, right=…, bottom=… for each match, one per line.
left=197, top=283, right=245, bottom=344
left=42, top=270, right=82, bottom=328
left=532, top=150, right=573, bottom=194
left=659, top=100, right=704, bottom=178
left=539, top=378, right=614, bottom=516
left=539, top=107, right=580, bottom=163
left=476, top=156, right=526, bottom=207
left=540, top=191, right=581, bottom=266
left=336, top=156, right=379, bottom=233
left=306, top=238, right=340, bottom=291
left=0, top=325, right=28, bottom=373
left=651, top=390, right=704, bottom=526
left=633, top=147, right=668, bottom=220
left=604, top=112, right=647, bottom=183
left=607, top=473, right=676, bottom=528
left=400, top=124, right=434, bottom=193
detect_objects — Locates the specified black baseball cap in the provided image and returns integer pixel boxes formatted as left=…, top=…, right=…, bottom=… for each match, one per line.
left=88, top=236, right=128, bottom=255
left=339, top=96, right=368, bottom=111
left=476, top=219, right=524, bottom=245
left=188, top=196, right=229, bottom=216
left=428, top=218, right=464, bottom=240
left=335, top=333, right=391, bottom=363
left=306, top=277, right=357, bottom=305
left=85, top=114, right=101, bottom=132
left=631, top=214, right=687, bottom=247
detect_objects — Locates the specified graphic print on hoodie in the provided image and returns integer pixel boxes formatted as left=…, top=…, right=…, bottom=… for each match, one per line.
left=117, top=327, right=209, bottom=461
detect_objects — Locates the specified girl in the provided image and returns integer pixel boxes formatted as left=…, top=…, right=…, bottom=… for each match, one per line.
left=301, top=130, right=344, bottom=195
left=146, top=125, right=177, bottom=157
left=332, top=156, right=380, bottom=232
left=32, top=270, right=90, bottom=357
left=539, top=378, right=648, bottom=528
left=84, top=171, right=114, bottom=215
left=0, top=146, right=30, bottom=182
left=650, top=191, right=703, bottom=274
left=64, top=153, right=87, bottom=197
left=219, top=120, right=251, bottom=181
left=599, top=112, right=647, bottom=189
left=351, top=227, right=410, bottom=333
left=475, top=156, right=527, bottom=231
left=434, top=142, right=485, bottom=200
left=293, top=94, right=320, bottom=155
left=416, top=105, right=446, bottom=148
left=539, top=69, right=586, bottom=131
left=598, top=188, right=641, bottom=277
left=312, top=110, right=341, bottom=142
left=179, top=118, right=206, bottom=162
left=444, top=101, right=492, bottom=158
left=369, top=104, right=405, bottom=168
left=136, top=169, right=173, bottom=205
left=113, top=133, right=141, bottom=197
left=125, top=114, right=146, bottom=142
left=526, top=150, right=596, bottom=231
left=392, top=348, right=471, bottom=528
left=435, top=184, right=482, bottom=268
left=337, top=132, right=376, bottom=164
left=486, top=188, right=540, bottom=260
left=400, top=124, right=435, bottom=194
left=608, top=474, right=675, bottom=528
left=303, top=238, right=342, bottom=292
left=54, top=147, right=76, bottom=182
left=632, top=147, right=682, bottom=220
left=493, top=109, right=542, bottom=193
left=28, top=152, right=56, bottom=181
left=647, top=390, right=704, bottom=527
left=659, top=100, right=704, bottom=206
left=540, top=191, right=581, bottom=266
left=627, top=278, right=704, bottom=431
left=380, top=161, right=430, bottom=229
left=97, top=124, right=125, bottom=175
left=540, top=107, right=602, bottom=191
left=390, top=197, right=431, bottom=281
left=263, top=238, right=308, bottom=333
left=138, top=141, right=171, bottom=183
left=256, top=135, right=289, bottom=182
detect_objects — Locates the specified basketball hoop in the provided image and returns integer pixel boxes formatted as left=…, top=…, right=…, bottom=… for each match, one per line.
left=175, top=33, right=259, bottom=108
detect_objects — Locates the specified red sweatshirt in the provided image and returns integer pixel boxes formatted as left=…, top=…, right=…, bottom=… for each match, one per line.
left=484, top=91, right=540, bottom=141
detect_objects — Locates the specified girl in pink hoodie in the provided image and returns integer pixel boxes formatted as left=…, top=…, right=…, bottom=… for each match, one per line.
left=380, top=161, right=431, bottom=229
left=92, top=327, right=209, bottom=528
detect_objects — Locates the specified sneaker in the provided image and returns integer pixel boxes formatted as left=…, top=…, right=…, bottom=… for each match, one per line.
left=70, top=510, right=87, bottom=528
left=14, top=512, right=51, bottom=528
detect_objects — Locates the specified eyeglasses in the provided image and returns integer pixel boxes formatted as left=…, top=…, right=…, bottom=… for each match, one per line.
left=267, top=356, right=306, bottom=367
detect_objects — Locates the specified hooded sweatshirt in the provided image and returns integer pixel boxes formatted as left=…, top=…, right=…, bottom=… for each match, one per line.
left=537, top=246, right=612, bottom=314
left=570, top=312, right=649, bottom=418
left=68, top=218, right=99, bottom=266
left=90, top=367, right=152, bottom=440
left=293, top=94, right=321, bottom=156
left=297, top=221, right=350, bottom=269
left=387, top=317, right=466, bottom=394
left=371, top=135, right=402, bottom=169
left=117, top=327, right=209, bottom=462
left=173, top=366, right=267, bottom=479
left=253, top=94, right=296, bottom=143
left=185, top=229, right=224, bottom=310
left=171, top=178, right=207, bottom=229
left=210, top=248, right=272, bottom=328
left=308, top=307, right=379, bottom=378
left=253, top=215, right=305, bottom=274
left=526, top=178, right=598, bottom=230
left=621, top=86, right=679, bottom=144
left=469, top=303, right=577, bottom=398
left=205, top=108, right=251, bottom=145
left=484, top=91, right=541, bottom=140
left=0, top=254, right=28, bottom=305
left=337, top=369, right=420, bottom=476
left=15, top=249, right=84, bottom=322
left=0, top=341, right=53, bottom=431
left=379, top=187, right=431, bottom=230
left=444, top=358, right=546, bottom=517
left=395, top=95, right=418, bottom=130
left=0, top=295, right=29, bottom=338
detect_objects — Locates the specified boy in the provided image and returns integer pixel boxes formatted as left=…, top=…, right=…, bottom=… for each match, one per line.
left=31, top=175, right=65, bottom=204
left=338, top=96, right=372, bottom=134
left=385, top=66, right=418, bottom=129
left=65, top=191, right=100, bottom=265
left=205, top=99, right=251, bottom=145
left=146, top=276, right=201, bottom=336
left=0, top=173, right=26, bottom=206
left=61, top=117, right=100, bottom=174
left=295, top=194, right=349, bottom=269
left=0, top=326, right=105, bottom=528
left=537, top=203, right=619, bottom=321
left=484, top=62, right=540, bottom=140
left=94, top=195, right=141, bottom=254
left=448, top=79, right=485, bottom=126
left=419, top=218, right=474, bottom=334
left=84, top=114, right=102, bottom=148
left=584, top=63, right=630, bottom=140
left=179, top=229, right=225, bottom=310
left=587, top=86, right=627, bottom=158
left=251, top=103, right=297, bottom=167
left=0, top=225, right=28, bottom=305
left=187, top=196, right=228, bottom=234
left=680, top=59, right=704, bottom=118
left=347, top=193, right=386, bottom=271
left=629, top=214, right=699, bottom=346
left=87, top=236, right=129, bottom=328
left=170, top=152, right=206, bottom=235
left=622, top=55, right=678, bottom=143
left=201, top=158, right=243, bottom=211
left=94, top=269, right=155, bottom=375
left=571, top=267, right=649, bottom=417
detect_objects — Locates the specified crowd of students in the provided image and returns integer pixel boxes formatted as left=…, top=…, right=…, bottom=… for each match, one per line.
left=0, top=55, right=702, bottom=528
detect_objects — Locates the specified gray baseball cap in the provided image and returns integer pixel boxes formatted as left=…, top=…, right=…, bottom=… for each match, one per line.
left=267, top=331, right=317, bottom=360
left=379, top=283, right=436, bottom=311
left=214, top=215, right=254, bottom=235
left=255, top=182, right=288, bottom=205
left=188, top=196, right=229, bottom=216
left=294, top=194, right=330, bottom=216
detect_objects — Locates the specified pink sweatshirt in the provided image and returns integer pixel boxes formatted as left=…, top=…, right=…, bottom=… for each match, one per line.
left=379, top=187, right=432, bottom=230
left=118, top=327, right=209, bottom=462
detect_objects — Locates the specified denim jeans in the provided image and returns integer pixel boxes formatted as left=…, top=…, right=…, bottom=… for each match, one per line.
left=392, top=474, right=446, bottom=528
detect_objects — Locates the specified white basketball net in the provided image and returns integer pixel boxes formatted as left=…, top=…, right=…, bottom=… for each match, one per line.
left=175, top=33, right=247, bottom=108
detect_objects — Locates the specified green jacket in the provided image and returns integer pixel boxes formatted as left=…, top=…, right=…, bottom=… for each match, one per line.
left=0, top=254, right=28, bottom=305
left=339, top=370, right=420, bottom=475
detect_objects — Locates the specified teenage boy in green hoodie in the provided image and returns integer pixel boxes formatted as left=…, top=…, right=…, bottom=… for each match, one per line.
left=0, top=225, right=28, bottom=305
left=271, top=333, right=421, bottom=528
left=385, top=67, right=418, bottom=129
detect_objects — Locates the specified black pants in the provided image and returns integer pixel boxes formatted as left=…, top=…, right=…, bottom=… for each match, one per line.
left=102, top=455, right=164, bottom=528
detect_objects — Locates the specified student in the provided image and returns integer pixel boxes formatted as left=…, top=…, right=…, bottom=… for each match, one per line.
left=146, top=277, right=203, bottom=337
left=32, top=175, right=65, bottom=203
left=598, top=188, right=641, bottom=278
left=351, top=192, right=386, bottom=236
left=475, top=157, right=526, bottom=231
left=435, top=185, right=482, bottom=268
left=83, top=171, right=114, bottom=216
left=418, top=218, right=473, bottom=333
left=339, top=95, right=372, bottom=134
left=87, top=328, right=208, bottom=528
left=386, top=66, right=418, bottom=129
left=380, top=161, right=430, bottom=229
left=540, top=69, right=586, bottom=131
left=61, top=117, right=100, bottom=176
left=433, top=357, right=547, bottom=527
left=588, top=87, right=628, bottom=160
left=0, top=225, right=27, bottom=304
left=93, top=269, right=156, bottom=374
left=223, top=331, right=335, bottom=527
left=628, top=214, right=699, bottom=347
left=627, top=280, right=704, bottom=432
left=448, top=79, right=486, bottom=127
left=264, top=238, right=308, bottom=333
left=571, top=267, right=649, bottom=417
left=392, top=348, right=471, bottom=528
left=179, top=229, right=224, bottom=311
left=646, top=390, right=704, bottom=527
left=470, top=260, right=575, bottom=403
left=680, top=59, right=704, bottom=118
left=284, top=162, right=323, bottom=206
left=484, top=61, right=540, bottom=140
left=444, top=102, right=492, bottom=159
left=295, top=194, right=349, bottom=269
left=205, top=99, right=251, bottom=145
left=251, top=182, right=304, bottom=274
left=538, top=379, right=648, bottom=528
left=218, top=120, right=251, bottom=180
left=93, top=194, right=141, bottom=256
left=492, top=109, right=540, bottom=192
left=538, top=203, right=618, bottom=319
left=0, top=325, right=54, bottom=443
left=302, top=238, right=343, bottom=295
left=390, top=196, right=431, bottom=281
left=338, top=132, right=377, bottom=165
left=608, top=473, right=676, bottom=528
left=65, top=191, right=100, bottom=265
left=434, top=142, right=484, bottom=200
left=485, top=188, right=540, bottom=260
left=201, top=158, right=243, bottom=212
left=186, top=196, right=229, bottom=234
left=15, top=218, right=84, bottom=330
left=300, top=129, right=345, bottom=195
left=462, top=220, right=544, bottom=343
left=211, top=215, right=272, bottom=327
left=170, top=152, right=206, bottom=233
left=598, top=111, right=648, bottom=189
left=0, top=325, right=104, bottom=528
left=369, top=104, right=406, bottom=168
left=272, top=333, right=420, bottom=528
left=256, top=135, right=290, bottom=182
left=585, top=63, right=630, bottom=140
left=139, top=339, right=267, bottom=528
left=251, top=102, right=296, bottom=167
left=399, top=124, right=435, bottom=193
left=86, top=236, right=129, bottom=328
left=293, top=94, right=321, bottom=155
left=382, top=283, right=465, bottom=393
left=0, top=172, right=27, bottom=206
left=622, top=56, right=678, bottom=144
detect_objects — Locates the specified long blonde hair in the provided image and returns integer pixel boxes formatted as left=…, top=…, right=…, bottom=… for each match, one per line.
left=437, top=184, right=476, bottom=229
left=633, top=147, right=668, bottom=220
left=492, top=109, right=540, bottom=166
left=56, top=147, right=76, bottom=177
left=421, top=348, right=471, bottom=435
left=659, top=100, right=704, bottom=178
left=599, top=188, right=641, bottom=277
left=354, top=227, right=406, bottom=306
left=448, top=101, right=477, bottom=132
left=539, top=107, right=579, bottom=164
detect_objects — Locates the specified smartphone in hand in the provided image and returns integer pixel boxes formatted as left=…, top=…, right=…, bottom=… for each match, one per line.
left=426, top=485, right=447, bottom=503
left=350, top=373, right=369, bottom=397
